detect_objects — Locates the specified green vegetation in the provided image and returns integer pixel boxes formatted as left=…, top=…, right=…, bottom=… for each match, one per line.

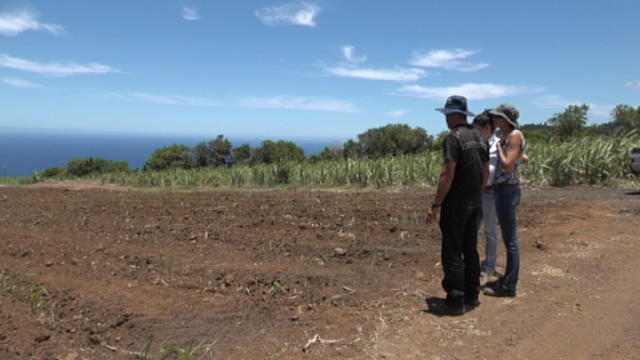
left=521, top=133, right=638, bottom=186
left=0, top=271, right=49, bottom=312
left=28, top=104, right=640, bottom=188
left=96, top=152, right=443, bottom=188
left=547, top=104, right=589, bottom=139
left=135, top=337, right=213, bottom=360
left=36, top=157, right=128, bottom=181
left=67, top=157, right=128, bottom=176
left=92, top=133, right=639, bottom=188
left=249, top=139, right=306, bottom=164
left=193, top=135, right=232, bottom=168
left=0, top=177, right=34, bottom=185
left=144, top=144, right=193, bottom=171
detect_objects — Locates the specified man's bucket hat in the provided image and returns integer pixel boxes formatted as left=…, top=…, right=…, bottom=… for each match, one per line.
left=490, top=104, right=519, bottom=128
left=435, top=95, right=475, bottom=117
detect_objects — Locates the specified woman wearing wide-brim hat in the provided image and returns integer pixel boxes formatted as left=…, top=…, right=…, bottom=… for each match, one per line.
left=482, top=104, right=526, bottom=298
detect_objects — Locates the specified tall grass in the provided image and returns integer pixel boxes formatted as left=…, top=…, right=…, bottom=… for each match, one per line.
left=522, top=133, right=639, bottom=186
left=0, top=177, right=34, bottom=185
left=78, top=134, right=640, bottom=189
left=96, top=152, right=443, bottom=189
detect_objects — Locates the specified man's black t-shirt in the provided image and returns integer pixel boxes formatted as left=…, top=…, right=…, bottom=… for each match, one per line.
left=442, top=125, right=489, bottom=209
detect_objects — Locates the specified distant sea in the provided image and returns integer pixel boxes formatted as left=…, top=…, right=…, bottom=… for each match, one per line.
left=0, top=132, right=345, bottom=177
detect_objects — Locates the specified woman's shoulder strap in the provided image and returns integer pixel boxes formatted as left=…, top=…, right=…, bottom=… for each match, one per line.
left=512, top=130, right=526, bottom=150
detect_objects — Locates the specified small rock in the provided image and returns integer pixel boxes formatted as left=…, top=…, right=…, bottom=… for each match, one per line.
left=224, top=274, right=235, bottom=286
left=45, top=260, right=54, bottom=267
left=34, top=334, right=51, bottom=343
left=333, top=248, right=347, bottom=257
left=63, top=351, right=79, bottom=360
left=414, top=271, right=426, bottom=280
left=86, top=336, right=99, bottom=345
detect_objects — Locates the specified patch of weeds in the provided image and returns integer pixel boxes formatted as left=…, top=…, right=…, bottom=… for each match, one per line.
left=158, top=251, right=176, bottom=278
left=153, top=229, right=168, bottom=243
left=0, top=271, right=49, bottom=312
left=270, top=280, right=284, bottom=297
left=0, top=271, right=18, bottom=295
left=29, top=283, right=49, bottom=312
left=136, top=337, right=214, bottom=360
left=214, top=271, right=226, bottom=281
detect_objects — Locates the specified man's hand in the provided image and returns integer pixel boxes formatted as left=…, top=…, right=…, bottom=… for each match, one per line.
left=426, top=206, right=439, bottom=223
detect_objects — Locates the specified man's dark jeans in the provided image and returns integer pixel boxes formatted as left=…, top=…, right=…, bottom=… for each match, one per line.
left=439, top=204, right=482, bottom=307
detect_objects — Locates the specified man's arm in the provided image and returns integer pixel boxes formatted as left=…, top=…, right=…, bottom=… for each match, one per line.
left=427, top=161, right=456, bottom=222
left=482, top=161, right=489, bottom=190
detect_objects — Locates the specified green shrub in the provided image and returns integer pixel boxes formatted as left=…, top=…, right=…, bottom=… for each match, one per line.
left=67, top=158, right=129, bottom=177
left=40, top=167, right=67, bottom=179
left=144, top=144, right=193, bottom=171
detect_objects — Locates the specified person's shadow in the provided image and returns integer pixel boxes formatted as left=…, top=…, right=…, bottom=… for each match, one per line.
left=424, top=296, right=479, bottom=317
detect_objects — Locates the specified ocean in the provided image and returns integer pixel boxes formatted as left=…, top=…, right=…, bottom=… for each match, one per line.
left=0, top=132, right=344, bottom=177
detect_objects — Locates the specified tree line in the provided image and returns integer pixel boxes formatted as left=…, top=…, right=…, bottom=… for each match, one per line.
left=142, top=123, right=438, bottom=171
left=521, top=104, right=640, bottom=141
left=37, top=103, right=640, bottom=178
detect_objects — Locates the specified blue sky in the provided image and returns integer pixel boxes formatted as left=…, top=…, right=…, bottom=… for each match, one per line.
left=1, top=0, right=639, bottom=140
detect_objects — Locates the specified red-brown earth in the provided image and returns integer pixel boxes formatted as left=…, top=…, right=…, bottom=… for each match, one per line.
left=1, top=184, right=639, bottom=359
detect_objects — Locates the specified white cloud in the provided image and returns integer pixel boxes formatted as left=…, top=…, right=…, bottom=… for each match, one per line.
left=181, top=7, right=200, bottom=21
left=115, top=92, right=359, bottom=113
left=0, top=54, right=119, bottom=77
left=0, top=9, right=64, bottom=36
left=2, top=78, right=42, bottom=88
left=534, top=94, right=612, bottom=118
left=588, top=104, right=613, bottom=118
left=387, top=109, right=407, bottom=118
left=341, top=46, right=366, bottom=63
left=239, top=96, right=359, bottom=113
left=396, top=83, right=534, bottom=100
left=255, top=2, right=321, bottom=27
left=325, top=66, right=425, bottom=82
left=119, top=93, right=220, bottom=107
left=409, top=49, right=488, bottom=72
left=534, top=94, right=578, bottom=109
left=625, top=81, right=640, bottom=90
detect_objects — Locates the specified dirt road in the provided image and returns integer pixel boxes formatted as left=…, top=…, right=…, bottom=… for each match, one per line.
left=0, top=184, right=638, bottom=359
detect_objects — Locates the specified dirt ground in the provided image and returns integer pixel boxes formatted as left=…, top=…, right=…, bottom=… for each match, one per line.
left=0, top=184, right=639, bottom=359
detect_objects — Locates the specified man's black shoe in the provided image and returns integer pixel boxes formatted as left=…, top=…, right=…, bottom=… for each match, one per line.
left=482, top=285, right=516, bottom=298
left=482, top=279, right=500, bottom=288
left=445, top=304, right=464, bottom=316
left=444, top=299, right=465, bottom=316
left=464, top=298, right=481, bottom=308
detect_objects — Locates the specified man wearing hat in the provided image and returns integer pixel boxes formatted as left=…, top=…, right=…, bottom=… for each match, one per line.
left=427, top=95, right=489, bottom=315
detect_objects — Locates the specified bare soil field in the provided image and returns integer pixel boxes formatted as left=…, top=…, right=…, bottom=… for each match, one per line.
left=1, top=184, right=639, bottom=359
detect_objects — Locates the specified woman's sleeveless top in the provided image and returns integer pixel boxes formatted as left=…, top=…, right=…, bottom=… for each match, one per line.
left=494, top=130, right=526, bottom=185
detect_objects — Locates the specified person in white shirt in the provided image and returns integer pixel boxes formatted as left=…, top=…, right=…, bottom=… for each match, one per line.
left=473, top=111, right=528, bottom=280
left=473, top=111, right=500, bottom=278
